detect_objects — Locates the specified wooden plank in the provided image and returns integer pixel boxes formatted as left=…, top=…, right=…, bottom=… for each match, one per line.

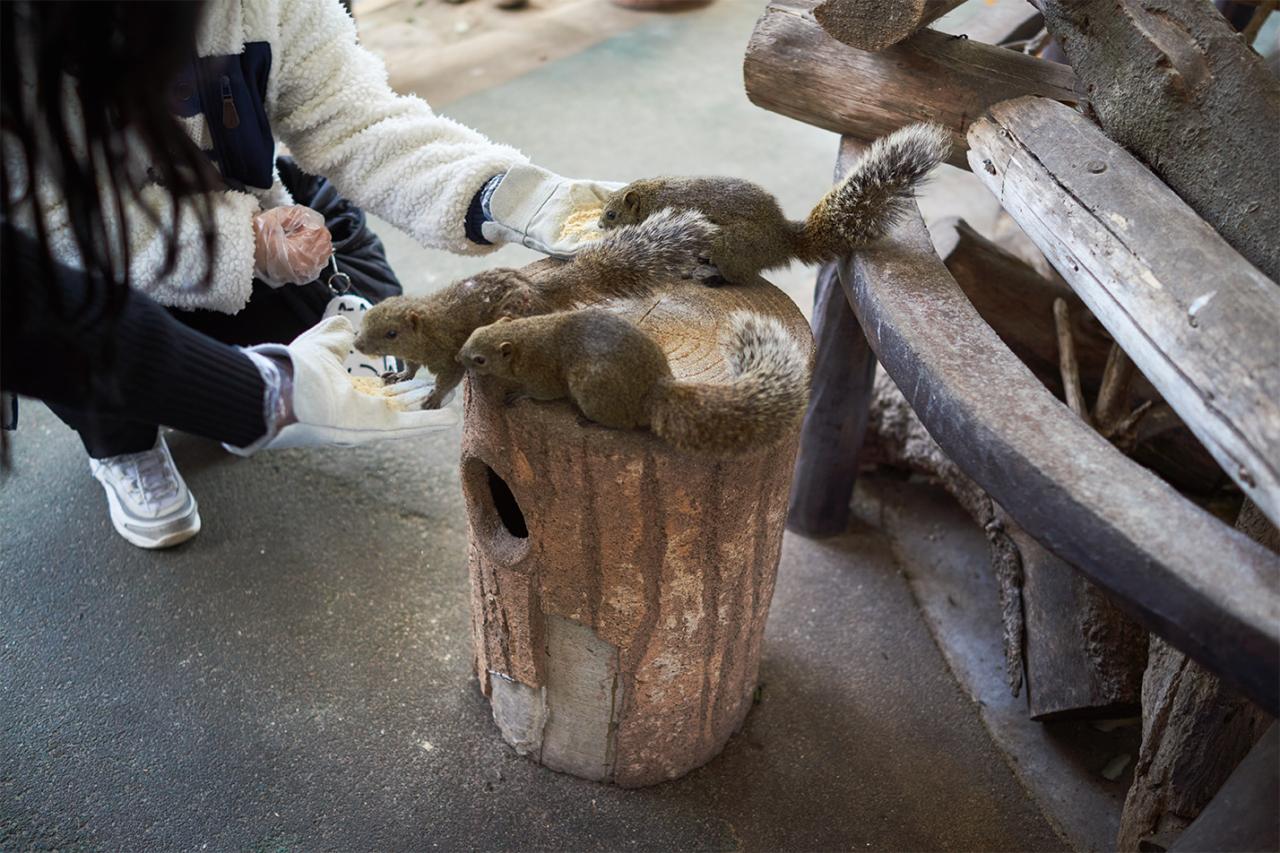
left=744, top=0, right=1081, bottom=170
left=967, top=96, right=1280, bottom=524
left=788, top=140, right=877, bottom=537
left=814, top=0, right=966, bottom=52
left=1037, top=0, right=1280, bottom=282
left=837, top=181, right=1280, bottom=714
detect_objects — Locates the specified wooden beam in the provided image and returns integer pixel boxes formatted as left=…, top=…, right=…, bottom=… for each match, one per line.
left=968, top=96, right=1280, bottom=524
left=1037, top=0, right=1280, bottom=282
left=744, top=0, right=1081, bottom=169
left=788, top=141, right=877, bottom=537
left=836, top=180, right=1280, bottom=714
left=1170, top=723, right=1278, bottom=853
left=813, top=0, right=966, bottom=52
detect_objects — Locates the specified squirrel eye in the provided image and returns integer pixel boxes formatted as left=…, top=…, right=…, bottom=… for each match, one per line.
left=385, top=329, right=398, bottom=339
left=473, top=355, right=487, bottom=366
left=606, top=211, right=617, bottom=220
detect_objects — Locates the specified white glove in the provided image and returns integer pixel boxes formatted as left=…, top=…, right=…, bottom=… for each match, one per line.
left=480, top=164, right=623, bottom=258
left=225, top=316, right=457, bottom=455
left=253, top=205, right=333, bottom=287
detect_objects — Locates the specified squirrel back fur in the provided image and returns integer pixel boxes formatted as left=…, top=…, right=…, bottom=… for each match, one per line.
left=599, top=122, right=950, bottom=284
left=354, top=209, right=718, bottom=407
left=458, top=308, right=809, bottom=453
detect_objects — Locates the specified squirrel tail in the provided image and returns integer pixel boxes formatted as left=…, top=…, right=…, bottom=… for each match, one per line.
left=574, top=208, right=717, bottom=298
left=797, top=122, right=951, bottom=263
left=650, top=312, right=810, bottom=453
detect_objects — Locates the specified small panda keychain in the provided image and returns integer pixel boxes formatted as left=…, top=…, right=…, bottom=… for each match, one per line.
left=319, top=255, right=406, bottom=379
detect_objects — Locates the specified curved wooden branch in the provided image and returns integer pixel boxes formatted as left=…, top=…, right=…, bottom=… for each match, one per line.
left=837, top=184, right=1280, bottom=715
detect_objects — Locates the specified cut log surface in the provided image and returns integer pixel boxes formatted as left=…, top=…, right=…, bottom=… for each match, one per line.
left=744, top=0, right=1080, bottom=169
left=1038, top=0, right=1280, bottom=283
left=462, top=263, right=812, bottom=787
left=968, top=96, right=1280, bottom=525
left=814, top=0, right=965, bottom=51
left=838, top=179, right=1280, bottom=713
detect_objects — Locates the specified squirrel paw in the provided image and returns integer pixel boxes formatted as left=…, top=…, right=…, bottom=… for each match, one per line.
left=503, top=389, right=530, bottom=407
left=421, top=389, right=449, bottom=410
left=381, top=369, right=414, bottom=385
left=688, top=259, right=728, bottom=287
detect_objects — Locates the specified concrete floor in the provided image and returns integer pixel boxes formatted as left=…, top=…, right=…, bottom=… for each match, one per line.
left=3, top=1, right=1073, bottom=849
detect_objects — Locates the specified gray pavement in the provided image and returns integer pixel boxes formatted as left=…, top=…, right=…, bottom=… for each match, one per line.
left=1, top=403, right=1062, bottom=850
left=3, top=1, right=1067, bottom=849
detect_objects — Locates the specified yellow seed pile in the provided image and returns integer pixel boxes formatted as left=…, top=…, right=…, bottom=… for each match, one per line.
left=560, top=205, right=606, bottom=243
left=350, top=375, right=392, bottom=397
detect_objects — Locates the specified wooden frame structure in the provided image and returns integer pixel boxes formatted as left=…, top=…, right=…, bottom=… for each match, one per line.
left=748, top=0, right=1278, bottom=846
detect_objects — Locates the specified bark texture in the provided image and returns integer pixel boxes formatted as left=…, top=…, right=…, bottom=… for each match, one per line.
left=1039, top=0, right=1280, bottom=283
left=1116, top=500, right=1277, bottom=851
left=462, top=267, right=811, bottom=787
left=744, top=0, right=1080, bottom=169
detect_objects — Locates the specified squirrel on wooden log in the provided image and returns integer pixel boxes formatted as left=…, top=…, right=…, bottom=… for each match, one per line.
left=599, top=122, right=951, bottom=285
left=354, top=209, right=717, bottom=409
left=458, top=308, right=810, bottom=453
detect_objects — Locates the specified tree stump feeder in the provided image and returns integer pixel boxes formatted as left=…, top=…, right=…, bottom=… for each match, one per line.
left=459, top=265, right=812, bottom=787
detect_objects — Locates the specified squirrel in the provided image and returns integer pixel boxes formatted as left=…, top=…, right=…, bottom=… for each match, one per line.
left=353, top=209, right=718, bottom=408
left=457, top=307, right=810, bottom=453
left=598, top=122, right=951, bottom=285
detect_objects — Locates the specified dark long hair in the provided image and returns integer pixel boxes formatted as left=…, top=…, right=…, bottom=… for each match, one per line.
left=1, top=0, right=221, bottom=327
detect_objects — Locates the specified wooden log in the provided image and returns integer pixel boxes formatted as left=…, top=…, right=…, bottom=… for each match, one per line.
left=968, top=96, right=1280, bottom=525
left=788, top=140, right=877, bottom=537
left=787, top=261, right=876, bottom=536
left=813, top=0, right=966, bottom=52
left=837, top=181, right=1280, bottom=713
left=462, top=264, right=812, bottom=787
left=1170, top=722, right=1279, bottom=853
left=744, top=0, right=1081, bottom=169
left=1117, top=499, right=1278, bottom=850
left=1036, top=0, right=1280, bottom=283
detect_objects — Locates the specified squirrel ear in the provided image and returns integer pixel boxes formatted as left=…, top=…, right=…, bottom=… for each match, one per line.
left=407, top=309, right=422, bottom=331
left=622, top=189, right=639, bottom=210
left=499, top=341, right=514, bottom=359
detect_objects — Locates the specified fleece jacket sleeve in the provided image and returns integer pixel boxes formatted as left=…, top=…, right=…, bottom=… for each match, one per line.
left=269, top=0, right=529, bottom=255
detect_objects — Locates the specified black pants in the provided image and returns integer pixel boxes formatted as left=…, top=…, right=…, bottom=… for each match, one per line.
left=50, top=158, right=402, bottom=459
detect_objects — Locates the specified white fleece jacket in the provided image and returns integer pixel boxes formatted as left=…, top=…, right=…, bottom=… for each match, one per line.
left=9, top=0, right=527, bottom=314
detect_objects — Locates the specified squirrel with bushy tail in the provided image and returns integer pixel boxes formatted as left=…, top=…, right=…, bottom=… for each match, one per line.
left=599, top=122, right=951, bottom=285
left=361, top=122, right=949, bottom=452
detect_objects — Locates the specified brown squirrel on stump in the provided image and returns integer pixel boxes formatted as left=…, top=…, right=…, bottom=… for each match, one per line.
left=599, top=122, right=951, bottom=284
left=354, top=209, right=717, bottom=408
left=458, top=308, right=810, bottom=453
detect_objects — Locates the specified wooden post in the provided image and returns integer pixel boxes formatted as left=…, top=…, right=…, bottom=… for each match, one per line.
left=461, top=270, right=812, bottom=787
left=744, top=0, right=1081, bottom=169
left=788, top=138, right=876, bottom=537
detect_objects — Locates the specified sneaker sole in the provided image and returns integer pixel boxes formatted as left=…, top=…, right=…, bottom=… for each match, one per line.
left=99, top=483, right=202, bottom=550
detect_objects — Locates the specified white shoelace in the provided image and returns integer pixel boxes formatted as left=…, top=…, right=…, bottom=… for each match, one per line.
left=109, top=450, right=180, bottom=509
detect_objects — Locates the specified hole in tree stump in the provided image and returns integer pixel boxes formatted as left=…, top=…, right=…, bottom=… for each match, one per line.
left=486, top=465, right=528, bottom=539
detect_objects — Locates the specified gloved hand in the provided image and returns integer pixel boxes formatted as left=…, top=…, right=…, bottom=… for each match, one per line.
left=480, top=164, right=623, bottom=258
left=225, top=316, right=457, bottom=455
left=252, top=205, right=333, bottom=287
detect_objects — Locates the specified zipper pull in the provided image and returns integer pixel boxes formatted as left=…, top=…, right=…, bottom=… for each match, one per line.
left=220, top=75, right=240, bottom=129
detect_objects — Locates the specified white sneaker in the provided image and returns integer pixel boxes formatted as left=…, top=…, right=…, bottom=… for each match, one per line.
left=89, top=434, right=201, bottom=549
